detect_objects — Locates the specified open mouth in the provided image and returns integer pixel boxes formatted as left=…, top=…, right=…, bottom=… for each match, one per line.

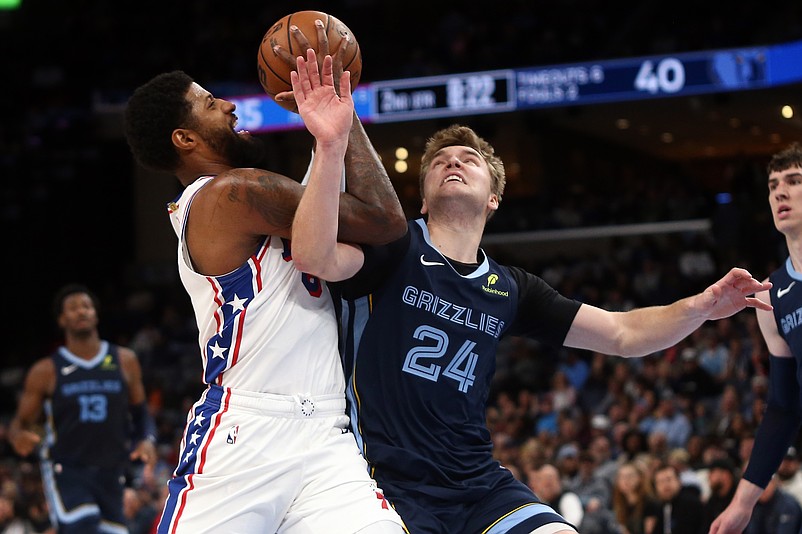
left=443, top=174, right=464, bottom=184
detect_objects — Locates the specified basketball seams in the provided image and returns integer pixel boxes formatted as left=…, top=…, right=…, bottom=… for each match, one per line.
left=258, top=41, right=291, bottom=92
left=258, top=11, right=361, bottom=104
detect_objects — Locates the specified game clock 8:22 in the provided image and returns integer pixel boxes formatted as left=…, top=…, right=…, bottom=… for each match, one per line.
left=371, top=70, right=516, bottom=123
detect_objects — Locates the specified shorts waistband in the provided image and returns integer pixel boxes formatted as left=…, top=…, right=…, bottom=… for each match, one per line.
left=205, top=384, right=345, bottom=418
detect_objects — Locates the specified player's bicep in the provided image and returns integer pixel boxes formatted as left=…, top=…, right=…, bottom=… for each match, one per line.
left=212, top=169, right=304, bottom=238
left=756, top=292, right=791, bottom=356
left=16, top=361, right=54, bottom=424
left=563, top=304, right=623, bottom=355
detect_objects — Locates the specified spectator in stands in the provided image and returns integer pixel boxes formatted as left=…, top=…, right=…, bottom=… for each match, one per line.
left=568, top=451, right=612, bottom=511
left=703, top=458, right=739, bottom=530
left=649, top=462, right=705, bottom=534
left=666, top=448, right=703, bottom=498
left=643, top=393, right=692, bottom=450
left=611, top=461, right=657, bottom=534
left=743, top=475, right=802, bottom=534
left=555, top=443, right=581, bottom=482
left=527, top=463, right=584, bottom=529
left=777, top=447, right=802, bottom=507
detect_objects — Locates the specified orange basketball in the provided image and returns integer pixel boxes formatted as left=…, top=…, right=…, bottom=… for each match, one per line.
left=257, top=10, right=362, bottom=112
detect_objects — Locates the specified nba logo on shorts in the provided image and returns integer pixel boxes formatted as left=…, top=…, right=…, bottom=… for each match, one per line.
left=226, top=425, right=239, bottom=444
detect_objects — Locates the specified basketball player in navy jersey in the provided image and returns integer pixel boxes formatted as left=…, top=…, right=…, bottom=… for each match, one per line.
left=710, top=143, right=802, bottom=534
left=123, top=46, right=407, bottom=532
left=292, top=114, right=772, bottom=532
left=8, top=284, right=157, bottom=534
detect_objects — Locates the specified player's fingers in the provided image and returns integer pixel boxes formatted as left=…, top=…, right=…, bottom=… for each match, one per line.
left=336, top=35, right=348, bottom=68
left=332, top=35, right=348, bottom=95
left=305, top=49, right=321, bottom=89
left=289, top=71, right=307, bottom=106
left=340, top=72, right=352, bottom=102
left=272, top=44, right=296, bottom=68
left=745, top=296, right=773, bottom=311
left=315, top=19, right=329, bottom=57
left=290, top=24, right=312, bottom=52
left=321, top=55, right=334, bottom=86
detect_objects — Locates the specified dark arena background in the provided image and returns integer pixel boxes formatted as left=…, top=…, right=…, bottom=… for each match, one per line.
left=2, top=1, right=802, bottom=531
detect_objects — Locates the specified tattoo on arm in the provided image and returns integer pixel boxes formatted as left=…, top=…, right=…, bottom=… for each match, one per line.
left=228, top=170, right=298, bottom=231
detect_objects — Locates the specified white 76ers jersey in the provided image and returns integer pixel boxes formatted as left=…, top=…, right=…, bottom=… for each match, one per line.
left=167, top=176, right=344, bottom=395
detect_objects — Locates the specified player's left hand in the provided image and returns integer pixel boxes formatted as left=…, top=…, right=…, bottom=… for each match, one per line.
left=694, top=267, right=772, bottom=320
left=131, top=438, right=157, bottom=469
left=292, top=49, right=353, bottom=146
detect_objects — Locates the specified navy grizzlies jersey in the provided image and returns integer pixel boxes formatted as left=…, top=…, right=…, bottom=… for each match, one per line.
left=771, top=258, right=802, bottom=363
left=337, top=219, right=580, bottom=501
left=45, top=341, right=129, bottom=468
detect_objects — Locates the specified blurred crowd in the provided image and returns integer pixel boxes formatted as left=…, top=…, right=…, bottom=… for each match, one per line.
left=3, top=1, right=802, bottom=533
left=0, top=211, right=796, bottom=533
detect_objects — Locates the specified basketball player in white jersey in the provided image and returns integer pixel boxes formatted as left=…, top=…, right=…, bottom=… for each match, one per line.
left=123, top=42, right=407, bottom=534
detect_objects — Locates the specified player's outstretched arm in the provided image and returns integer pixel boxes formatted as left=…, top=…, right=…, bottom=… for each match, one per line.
left=565, top=268, right=771, bottom=357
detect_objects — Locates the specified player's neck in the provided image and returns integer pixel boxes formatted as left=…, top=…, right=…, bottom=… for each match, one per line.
left=176, top=160, right=232, bottom=187
left=64, top=331, right=102, bottom=360
left=425, top=218, right=483, bottom=264
left=786, top=234, right=802, bottom=274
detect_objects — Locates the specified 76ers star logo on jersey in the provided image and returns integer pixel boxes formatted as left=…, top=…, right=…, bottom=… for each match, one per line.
left=226, top=425, right=239, bottom=444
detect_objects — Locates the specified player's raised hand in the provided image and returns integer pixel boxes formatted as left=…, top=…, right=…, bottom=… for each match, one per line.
left=291, top=48, right=353, bottom=147
left=692, top=267, right=772, bottom=320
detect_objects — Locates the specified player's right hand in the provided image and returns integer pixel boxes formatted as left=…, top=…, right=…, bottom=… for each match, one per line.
left=10, top=429, right=41, bottom=457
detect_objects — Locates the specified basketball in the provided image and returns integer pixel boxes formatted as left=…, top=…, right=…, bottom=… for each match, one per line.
left=257, top=10, right=362, bottom=111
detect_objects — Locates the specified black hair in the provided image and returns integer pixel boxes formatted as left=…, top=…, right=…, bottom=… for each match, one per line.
left=52, top=284, right=99, bottom=320
left=768, top=142, right=802, bottom=175
left=124, top=70, right=195, bottom=173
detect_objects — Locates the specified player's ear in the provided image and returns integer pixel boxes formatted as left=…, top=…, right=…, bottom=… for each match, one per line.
left=488, top=194, right=499, bottom=211
left=172, top=128, right=196, bottom=150
left=420, top=197, right=428, bottom=215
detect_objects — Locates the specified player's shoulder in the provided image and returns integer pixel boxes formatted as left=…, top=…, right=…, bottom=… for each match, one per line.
left=25, top=357, right=56, bottom=392
left=117, top=346, right=141, bottom=368
left=215, top=167, right=296, bottom=187
left=199, top=168, right=302, bottom=207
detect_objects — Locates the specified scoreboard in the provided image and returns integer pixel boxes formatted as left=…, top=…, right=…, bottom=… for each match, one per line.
left=229, top=39, right=802, bottom=133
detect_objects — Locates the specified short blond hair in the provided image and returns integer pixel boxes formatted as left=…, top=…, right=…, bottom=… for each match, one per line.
left=419, top=125, right=506, bottom=202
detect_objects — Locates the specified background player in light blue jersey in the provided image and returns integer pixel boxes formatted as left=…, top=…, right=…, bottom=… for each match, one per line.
left=292, top=108, right=771, bottom=530
left=711, top=143, right=802, bottom=534
left=8, top=284, right=156, bottom=534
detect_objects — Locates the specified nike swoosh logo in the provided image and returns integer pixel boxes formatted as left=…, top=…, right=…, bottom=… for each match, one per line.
left=420, top=255, right=445, bottom=267
left=60, top=364, right=79, bottom=376
left=778, top=281, right=796, bottom=298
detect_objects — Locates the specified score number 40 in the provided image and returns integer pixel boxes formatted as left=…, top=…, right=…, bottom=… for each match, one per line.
left=634, top=58, right=686, bottom=94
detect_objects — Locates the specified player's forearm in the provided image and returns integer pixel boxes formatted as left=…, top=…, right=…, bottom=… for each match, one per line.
left=337, top=114, right=406, bottom=245
left=293, top=140, right=349, bottom=275
left=729, top=479, right=764, bottom=514
left=614, top=297, right=705, bottom=357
